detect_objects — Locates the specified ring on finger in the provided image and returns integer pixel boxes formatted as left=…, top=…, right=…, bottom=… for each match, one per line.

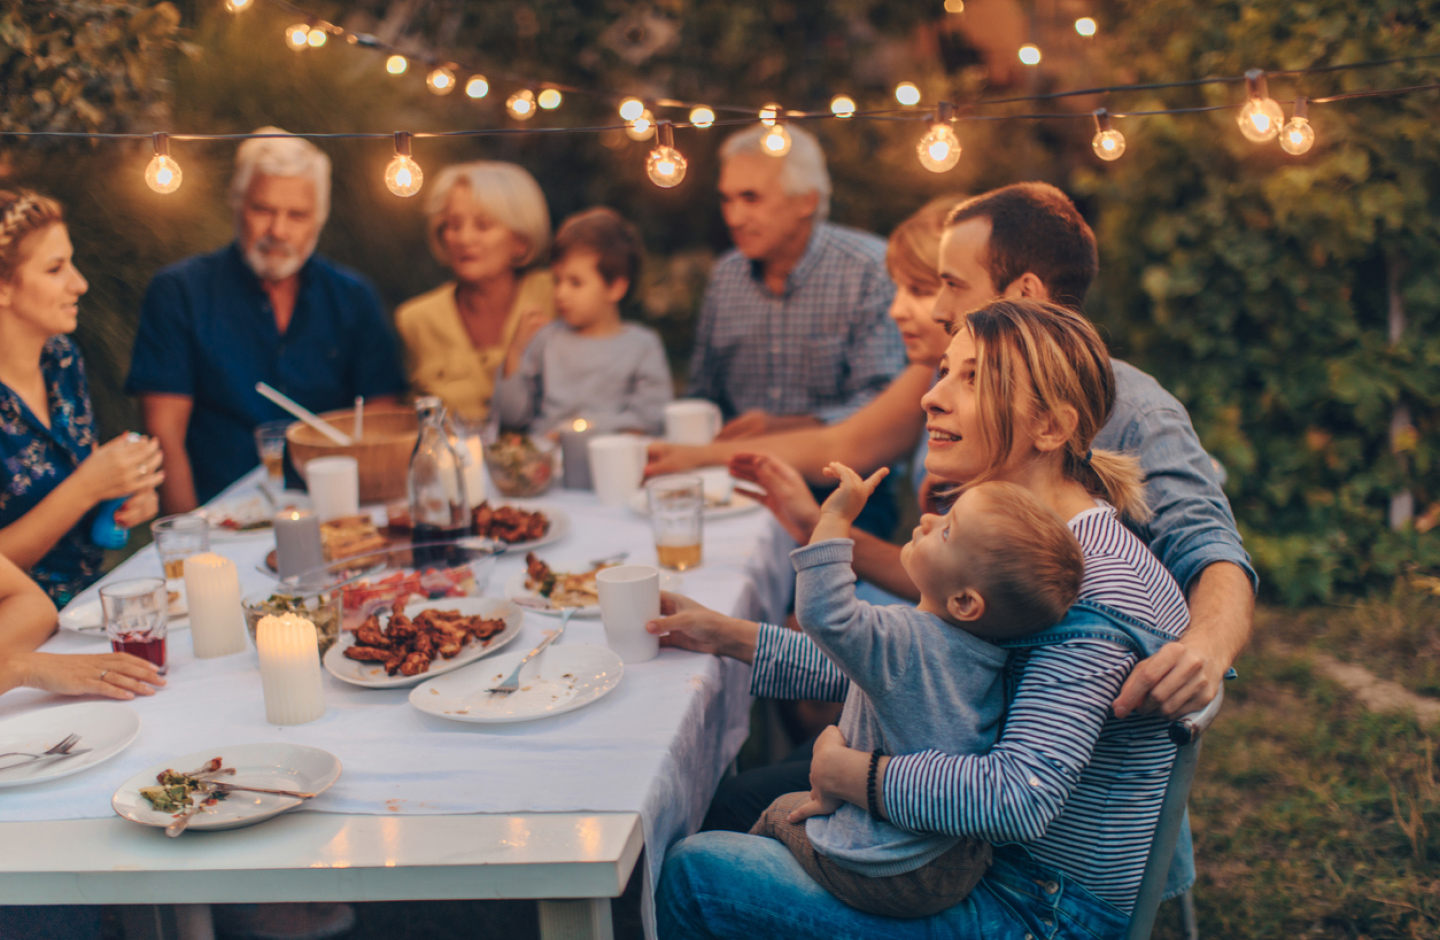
left=99, top=669, right=109, bottom=682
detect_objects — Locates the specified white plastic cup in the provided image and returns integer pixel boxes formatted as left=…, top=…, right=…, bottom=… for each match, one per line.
left=305, top=456, right=360, bottom=522
left=596, top=565, right=661, bottom=663
left=664, top=399, right=723, bottom=445
left=588, top=435, right=647, bottom=507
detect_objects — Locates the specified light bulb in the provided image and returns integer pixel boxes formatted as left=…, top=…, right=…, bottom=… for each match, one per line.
left=386, top=55, right=408, bottom=75
left=465, top=75, right=489, bottom=98
left=1075, top=17, right=1097, bottom=37
left=761, top=124, right=792, bottom=157
left=538, top=88, right=562, bottom=110
left=225, top=0, right=252, bottom=10
left=830, top=95, right=856, bottom=118
left=943, top=0, right=964, bottom=11
left=759, top=103, right=781, bottom=126
left=895, top=82, right=921, bottom=107
left=385, top=133, right=423, bottom=197
left=1092, top=129, right=1125, bottom=160
left=916, top=125, right=961, bottom=172
left=1018, top=44, right=1042, bottom=66
left=426, top=67, right=455, bottom=95
left=306, top=27, right=327, bottom=48
left=619, top=98, right=645, bottom=121
left=144, top=134, right=182, bottom=194
left=285, top=24, right=309, bottom=49
left=1236, top=69, right=1282, bottom=142
left=1280, top=97, right=1314, bottom=155
left=506, top=90, right=537, bottom=120
left=626, top=109, right=656, bottom=141
left=689, top=107, right=715, bottom=128
left=647, top=125, right=688, bottom=188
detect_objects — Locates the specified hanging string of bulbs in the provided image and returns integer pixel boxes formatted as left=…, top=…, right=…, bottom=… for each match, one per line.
left=6, top=0, right=1438, bottom=198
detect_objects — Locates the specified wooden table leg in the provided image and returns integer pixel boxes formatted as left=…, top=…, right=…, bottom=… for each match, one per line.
left=537, top=898, right=614, bottom=940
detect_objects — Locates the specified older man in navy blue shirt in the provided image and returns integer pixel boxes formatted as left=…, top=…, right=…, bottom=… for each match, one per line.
left=127, top=129, right=405, bottom=511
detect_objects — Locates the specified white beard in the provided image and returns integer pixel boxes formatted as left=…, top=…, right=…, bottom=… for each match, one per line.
left=244, top=234, right=316, bottom=282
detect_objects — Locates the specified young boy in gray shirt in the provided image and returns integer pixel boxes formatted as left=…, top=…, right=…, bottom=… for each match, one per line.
left=751, top=463, right=1085, bottom=918
left=496, top=207, right=672, bottom=437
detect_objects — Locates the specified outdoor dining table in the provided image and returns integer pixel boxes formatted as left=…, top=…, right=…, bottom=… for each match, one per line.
left=0, top=467, right=790, bottom=940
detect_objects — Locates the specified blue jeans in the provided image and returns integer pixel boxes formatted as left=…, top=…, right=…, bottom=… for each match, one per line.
left=657, top=832, right=1129, bottom=940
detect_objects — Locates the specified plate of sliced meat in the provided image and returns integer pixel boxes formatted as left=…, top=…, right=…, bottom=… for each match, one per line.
left=322, top=596, right=525, bottom=689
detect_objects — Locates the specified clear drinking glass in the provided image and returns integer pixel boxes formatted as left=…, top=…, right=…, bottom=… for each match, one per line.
left=150, top=514, right=210, bottom=582
left=99, top=577, right=169, bottom=674
left=647, top=475, right=704, bottom=571
left=254, top=420, right=291, bottom=484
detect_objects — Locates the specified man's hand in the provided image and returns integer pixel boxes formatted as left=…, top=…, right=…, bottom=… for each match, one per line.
left=786, top=787, right=842, bottom=825
left=715, top=410, right=771, bottom=441
left=818, top=463, right=889, bottom=526
left=645, top=591, right=759, bottom=664
left=645, top=441, right=708, bottom=478
left=729, top=453, right=822, bottom=544
left=1112, top=639, right=1223, bottom=719
left=790, top=725, right=853, bottom=823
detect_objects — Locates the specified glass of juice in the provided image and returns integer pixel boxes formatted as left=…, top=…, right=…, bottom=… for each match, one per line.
left=254, top=420, right=291, bottom=485
left=99, top=577, right=169, bottom=674
left=647, top=475, right=704, bottom=571
left=151, top=514, right=210, bottom=581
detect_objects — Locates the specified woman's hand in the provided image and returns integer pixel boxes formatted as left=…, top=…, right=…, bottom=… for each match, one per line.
left=112, top=490, right=160, bottom=529
left=646, top=592, right=759, bottom=664
left=73, top=435, right=165, bottom=505
left=787, top=724, right=889, bottom=823
left=729, top=453, right=822, bottom=544
left=7, top=651, right=165, bottom=700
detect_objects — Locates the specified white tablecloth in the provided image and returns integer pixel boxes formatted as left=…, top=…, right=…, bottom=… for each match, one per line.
left=0, top=469, right=778, bottom=938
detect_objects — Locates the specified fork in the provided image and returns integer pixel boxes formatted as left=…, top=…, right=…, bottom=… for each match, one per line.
left=586, top=551, right=628, bottom=569
left=488, top=608, right=573, bottom=695
left=0, top=733, right=89, bottom=771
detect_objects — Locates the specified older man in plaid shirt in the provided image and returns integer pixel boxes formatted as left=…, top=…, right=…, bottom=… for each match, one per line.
left=687, top=123, right=905, bottom=444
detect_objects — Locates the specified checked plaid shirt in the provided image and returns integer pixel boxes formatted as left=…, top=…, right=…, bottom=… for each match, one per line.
left=686, top=222, right=904, bottom=424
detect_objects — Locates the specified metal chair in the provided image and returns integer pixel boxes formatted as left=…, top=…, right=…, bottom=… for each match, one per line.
left=1123, top=687, right=1225, bottom=940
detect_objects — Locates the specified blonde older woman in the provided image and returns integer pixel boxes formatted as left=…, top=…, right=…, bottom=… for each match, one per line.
left=396, top=161, right=556, bottom=422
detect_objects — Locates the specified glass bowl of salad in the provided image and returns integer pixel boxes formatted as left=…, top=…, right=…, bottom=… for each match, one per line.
left=242, top=589, right=342, bottom=655
left=486, top=432, right=557, bottom=497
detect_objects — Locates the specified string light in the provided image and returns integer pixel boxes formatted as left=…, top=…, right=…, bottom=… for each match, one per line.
left=895, top=82, right=922, bottom=106
left=1237, top=69, right=1284, bottom=142
left=943, top=0, right=965, bottom=11
left=507, top=89, right=537, bottom=120
left=759, top=102, right=781, bottom=126
left=465, top=75, right=489, bottom=98
left=1075, top=17, right=1097, bottom=37
left=144, top=133, right=183, bottom=194
left=619, top=98, right=646, bottom=121
left=224, top=0, right=252, bottom=11
left=1091, top=108, right=1125, bottom=161
left=425, top=66, right=455, bottom=95
left=285, top=23, right=309, bottom=49
left=761, top=121, right=792, bottom=157
left=385, top=54, right=408, bottom=75
left=1018, top=44, right=1042, bottom=66
left=306, top=27, right=326, bottom=48
left=689, top=106, right=715, bottom=128
left=537, top=88, right=563, bottom=110
left=626, top=109, right=656, bottom=141
left=384, top=132, right=423, bottom=197
left=830, top=95, right=857, bottom=118
left=1280, top=96, right=1315, bottom=155
left=646, top=121, right=688, bottom=188
left=916, top=102, right=961, bottom=172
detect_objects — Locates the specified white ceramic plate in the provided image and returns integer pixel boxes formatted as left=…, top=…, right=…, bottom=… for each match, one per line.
left=58, top=589, right=190, bottom=635
left=410, top=643, right=624, bottom=724
left=323, top=596, right=525, bottom=689
left=627, top=490, right=761, bottom=521
left=0, top=702, right=141, bottom=789
left=504, top=558, right=605, bottom=619
left=197, top=491, right=311, bottom=539
left=477, top=502, right=571, bottom=554
left=112, top=743, right=340, bottom=833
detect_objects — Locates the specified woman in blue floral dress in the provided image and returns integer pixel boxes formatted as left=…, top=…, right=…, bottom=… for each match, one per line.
left=0, top=189, right=164, bottom=606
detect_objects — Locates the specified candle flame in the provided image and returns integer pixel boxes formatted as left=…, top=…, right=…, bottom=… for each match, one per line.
left=573, top=418, right=590, bottom=432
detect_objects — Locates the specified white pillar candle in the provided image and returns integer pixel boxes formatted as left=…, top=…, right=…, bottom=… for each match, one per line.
left=274, top=509, right=325, bottom=580
left=183, top=552, right=248, bottom=659
left=256, top=613, right=326, bottom=725
left=462, top=436, right=487, bottom=508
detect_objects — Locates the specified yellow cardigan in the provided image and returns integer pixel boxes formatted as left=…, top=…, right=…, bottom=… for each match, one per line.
left=394, top=269, right=555, bottom=422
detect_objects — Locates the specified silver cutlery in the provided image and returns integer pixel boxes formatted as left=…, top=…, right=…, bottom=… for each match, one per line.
left=587, top=551, right=628, bottom=569
left=488, top=608, right=574, bottom=695
left=164, top=794, right=212, bottom=837
left=204, top=780, right=317, bottom=800
left=0, top=733, right=89, bottom=772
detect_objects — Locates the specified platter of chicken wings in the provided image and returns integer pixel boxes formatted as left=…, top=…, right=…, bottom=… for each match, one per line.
left=322, top=595, right=526, bottom=689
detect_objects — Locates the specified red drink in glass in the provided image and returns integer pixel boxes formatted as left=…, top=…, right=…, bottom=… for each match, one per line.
left=111, top=634, right=167, bottom=673
left=99, top=577, right=170, bottom=677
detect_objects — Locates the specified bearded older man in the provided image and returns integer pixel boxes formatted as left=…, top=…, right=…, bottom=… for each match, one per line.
left=127, top=128, right=405, bottom=512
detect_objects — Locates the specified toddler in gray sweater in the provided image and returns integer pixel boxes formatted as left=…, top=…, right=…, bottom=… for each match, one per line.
left=751, top=463, right=1085, bottom=918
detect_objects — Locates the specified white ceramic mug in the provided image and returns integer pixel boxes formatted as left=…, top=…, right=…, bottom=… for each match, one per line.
left=304, top=456, right=360, bottom=522
left=664, top=399, right=723, bottom=445
left=596, top=565, right=661, bottom=663
left=588, top=435, right=647, bottom=507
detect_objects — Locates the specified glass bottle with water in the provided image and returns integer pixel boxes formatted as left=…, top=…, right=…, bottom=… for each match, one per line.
left=408, top=397, right=469, bottom=566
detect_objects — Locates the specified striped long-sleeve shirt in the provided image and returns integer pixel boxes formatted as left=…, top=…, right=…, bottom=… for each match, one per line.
left=750, top=504, right=1190, bottom=912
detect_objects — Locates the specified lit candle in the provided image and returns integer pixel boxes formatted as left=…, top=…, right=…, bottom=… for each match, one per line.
left=560, top=417, right=595, bottom=490
left=183, top=553, right=249, bottom=658
left=461, top=435, right=487, bottom=508
left=256, top=613, right=325, bottom=725
left=274, top=509, right=325, bottom=580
